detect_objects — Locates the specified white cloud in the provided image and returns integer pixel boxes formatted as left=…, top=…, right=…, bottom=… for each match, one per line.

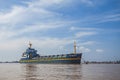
left=0, top=0, right=118, bottom=42
left=0, top=38, right=25, bottom=51
left=0, top=37, right=74, bottom=61
left=0, top=0, right=118, bottom=61
left=0, top=6, right=27, bottom=25
left=0, top=0, right=71, bottom=41
left=96, top=49, right=104, bottom=53
left=69, top=9, right=120, bottom=25
left=79, top=46, right=91, bottom=52
left=70, top=26, right=100, bottom=31
left=27, top=0, right=95, bottom=8
left=27, top=0, right=65, bottom=8
left=0, top=0, right=77, bottom=41
left=75, top=31, right=97, bottom=38
left=98, top=13, right=120, bottom=23
left=81, top=41, right=96, bottom=45
left=81, top=0, right=94, bottom=6
left=84, top=48, right=91, bottom=52
left=81, top=13, right=120, bottom=24
left=0, top=0, right=72, bottom=26
left=0, top=5, right=60, bottom=25
left=0, top=20, right=71, bottom=41
left=27, top=0, right=81, bottom=9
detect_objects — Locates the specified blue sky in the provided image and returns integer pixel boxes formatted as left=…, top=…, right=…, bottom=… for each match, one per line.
left=0, top=0, right=120, bottom=61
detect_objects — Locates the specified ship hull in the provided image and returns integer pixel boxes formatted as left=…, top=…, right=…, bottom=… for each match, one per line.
left=19, top=53, right=82, bottom=64
left=19, top=58, right=81, bottom=64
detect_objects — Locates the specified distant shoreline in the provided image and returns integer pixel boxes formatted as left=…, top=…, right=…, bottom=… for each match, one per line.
left=0, top=61, right=120, bottom=64
left=83, top=61, right=120, bottom=64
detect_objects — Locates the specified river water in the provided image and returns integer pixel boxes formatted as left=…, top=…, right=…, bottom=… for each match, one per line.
left=0, top=63, right=120, bottom=80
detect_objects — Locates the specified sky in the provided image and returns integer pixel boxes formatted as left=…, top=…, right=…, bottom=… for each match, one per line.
left=0, top=0, right=120, bottom=62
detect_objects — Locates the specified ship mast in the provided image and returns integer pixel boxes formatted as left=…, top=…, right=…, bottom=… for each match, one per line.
left=74, top=41, right=77, bottom=54
left=29, top=41, right=32, bottom=48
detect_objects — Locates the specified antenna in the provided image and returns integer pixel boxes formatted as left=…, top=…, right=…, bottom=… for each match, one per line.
left=74, top=41, right=76, bottom=54
left=29, top=41, right=32, bottom=48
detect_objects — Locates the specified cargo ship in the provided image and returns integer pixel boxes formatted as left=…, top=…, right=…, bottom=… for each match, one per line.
left=19, top=41, right=82, bottom=64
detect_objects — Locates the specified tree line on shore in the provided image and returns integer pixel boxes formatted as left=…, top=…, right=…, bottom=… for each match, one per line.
left=83, top=61, right=120, bottom=64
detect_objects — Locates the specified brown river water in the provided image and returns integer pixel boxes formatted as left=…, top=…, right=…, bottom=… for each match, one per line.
left=0, top=63, right=120, bottom=80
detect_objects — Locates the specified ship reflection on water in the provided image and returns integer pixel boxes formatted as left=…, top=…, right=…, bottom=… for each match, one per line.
left=23, top=64, right=39, bottom=80
left=22, top=64, right=82, bottom=80
left=0, top=64, right=120, bottom=80
left=21, top=64, right=120, bottom=80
